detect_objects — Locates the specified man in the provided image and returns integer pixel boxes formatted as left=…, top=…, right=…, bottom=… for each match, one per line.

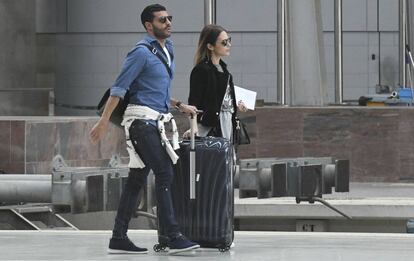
left=90, top=4, right=199, bottom=255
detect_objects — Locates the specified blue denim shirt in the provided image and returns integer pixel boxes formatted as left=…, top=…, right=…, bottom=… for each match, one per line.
left=110, top=34, right=175, bottom=113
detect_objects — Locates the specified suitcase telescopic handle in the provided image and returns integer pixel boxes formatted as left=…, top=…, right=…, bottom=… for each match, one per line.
left=189, top=110, right=203, bottom=150
left=189, top=110, right=202, bottom=200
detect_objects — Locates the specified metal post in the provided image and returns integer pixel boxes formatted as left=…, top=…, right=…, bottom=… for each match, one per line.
left=407, top=0, right=411, bottom=49
left=204, top=0, right=216, bottom=25
left=277, top=0, right=287, bottom=105
left=334, top=0, right=343, bottom=104
left=407, top=0, right=413, bottom=88
left=286, top=0, right=292, bottom=104
left=400, top=0, right=407, bottom=87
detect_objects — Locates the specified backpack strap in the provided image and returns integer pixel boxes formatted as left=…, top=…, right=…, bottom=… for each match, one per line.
left=137, top=43, right=173, bottom=78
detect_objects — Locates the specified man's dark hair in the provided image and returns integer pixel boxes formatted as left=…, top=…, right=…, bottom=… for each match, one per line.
left=141, top=4, right=167, bottom=29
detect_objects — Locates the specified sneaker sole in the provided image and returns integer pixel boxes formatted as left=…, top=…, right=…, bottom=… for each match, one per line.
left=168, top=244, right=200, bottom=255
left=107, top=248, right=148, bottom=254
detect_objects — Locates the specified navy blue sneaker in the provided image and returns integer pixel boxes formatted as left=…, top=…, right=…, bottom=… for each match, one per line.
left=168, top=234, right=200, bottom=255
left=108, top=237, right=148, bottom=254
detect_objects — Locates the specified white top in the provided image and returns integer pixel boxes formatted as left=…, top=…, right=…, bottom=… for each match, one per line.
left=163, top=46, right=171, bottom=66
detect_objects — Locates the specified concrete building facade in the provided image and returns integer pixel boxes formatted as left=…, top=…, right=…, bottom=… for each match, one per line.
left=0, top=0, right=409, bottom=115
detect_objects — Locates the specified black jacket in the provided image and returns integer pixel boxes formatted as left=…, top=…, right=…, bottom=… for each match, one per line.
left=188, top=59, right=238, bottom=130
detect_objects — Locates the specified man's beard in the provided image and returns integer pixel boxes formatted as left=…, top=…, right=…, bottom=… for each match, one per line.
left=153, top=25, right=171, bottom=39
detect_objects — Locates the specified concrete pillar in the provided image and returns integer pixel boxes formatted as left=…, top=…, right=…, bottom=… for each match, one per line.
left=286, top=0, right=328, bottom=106
left=0, top=1, right=46, bottom=115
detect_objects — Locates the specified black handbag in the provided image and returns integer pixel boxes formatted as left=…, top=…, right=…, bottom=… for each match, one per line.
left=235, top=117, right=250, bottom=145
left=97, top=89, right=129, bottom=128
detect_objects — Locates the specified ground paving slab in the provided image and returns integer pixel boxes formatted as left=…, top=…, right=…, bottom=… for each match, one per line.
left=0, top=230, right=414, bottom=261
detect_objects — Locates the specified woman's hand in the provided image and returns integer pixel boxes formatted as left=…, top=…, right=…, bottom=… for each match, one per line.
left=237, top=100, right=248, bottom=112
left=183, top=129, right=191, bottom=139
left=182, top=128, right=198, bottom=139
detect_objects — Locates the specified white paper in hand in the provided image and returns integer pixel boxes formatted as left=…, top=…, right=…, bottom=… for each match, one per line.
left=234, top=85, right=257, bottom=110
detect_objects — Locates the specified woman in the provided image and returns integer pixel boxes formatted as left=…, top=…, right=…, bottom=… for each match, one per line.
left=185, top=24, right=247, bottom=141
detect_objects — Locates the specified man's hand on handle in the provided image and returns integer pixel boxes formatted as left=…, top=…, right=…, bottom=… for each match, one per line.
left=182, top=108, right=201, bottom=139
left=178, top=103, right=198, bottom=117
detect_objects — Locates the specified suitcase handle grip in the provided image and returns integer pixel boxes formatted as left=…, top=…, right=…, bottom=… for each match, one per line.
left=189, top=110, right=203, bottom=150
left=190, top=116, right=196, bottom=150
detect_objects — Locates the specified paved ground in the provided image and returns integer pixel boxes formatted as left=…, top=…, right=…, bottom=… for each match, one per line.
left=1, top=230, right=414, bottom=261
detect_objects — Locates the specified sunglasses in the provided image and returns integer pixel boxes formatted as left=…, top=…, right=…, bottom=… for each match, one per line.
left=220, top=37, right=232, bottom=47
left=158, top=16, right=173, bottom=24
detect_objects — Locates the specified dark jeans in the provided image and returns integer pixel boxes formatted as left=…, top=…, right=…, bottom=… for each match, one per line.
left=112, top=119, right=180, bottom=240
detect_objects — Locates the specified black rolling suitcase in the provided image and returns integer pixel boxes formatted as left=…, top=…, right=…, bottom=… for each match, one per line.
left=154, top=118, right=234, bottom=252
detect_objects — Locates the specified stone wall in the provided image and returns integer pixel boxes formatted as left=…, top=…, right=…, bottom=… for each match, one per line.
left=2, top=107, right=414, bottom=182
left=0, top=117, right=126, bottom=174
left=237, top=107, right=414, bottom=182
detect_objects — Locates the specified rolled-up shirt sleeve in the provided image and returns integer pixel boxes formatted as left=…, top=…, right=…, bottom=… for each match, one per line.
left=110, top=46, right=147, bottom=99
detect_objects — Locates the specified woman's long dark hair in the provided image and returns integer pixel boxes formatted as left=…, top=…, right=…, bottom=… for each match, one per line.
left=194, top=24, right=226, bottom=65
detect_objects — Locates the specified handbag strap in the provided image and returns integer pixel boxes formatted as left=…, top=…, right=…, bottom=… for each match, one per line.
left=137, top=43, right=173, bottom=78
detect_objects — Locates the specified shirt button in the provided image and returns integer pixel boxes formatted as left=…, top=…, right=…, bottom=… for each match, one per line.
left=216, top=112, right=219, bottom=115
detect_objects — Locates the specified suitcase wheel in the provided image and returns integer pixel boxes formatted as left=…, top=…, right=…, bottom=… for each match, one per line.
left=153, top=243, right=168, bottom=252
left=218, top=245, right=231, bottom=252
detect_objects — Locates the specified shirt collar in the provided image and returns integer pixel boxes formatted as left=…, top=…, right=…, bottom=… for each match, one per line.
left=144, top=34, right=173, bottom=48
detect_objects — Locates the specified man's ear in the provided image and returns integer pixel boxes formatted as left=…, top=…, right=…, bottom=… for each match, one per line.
left=145, top=21, right=153, bottom=31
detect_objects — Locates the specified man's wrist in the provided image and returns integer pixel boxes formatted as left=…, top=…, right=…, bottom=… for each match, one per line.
left=175, top=101, right=182, bottom=110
